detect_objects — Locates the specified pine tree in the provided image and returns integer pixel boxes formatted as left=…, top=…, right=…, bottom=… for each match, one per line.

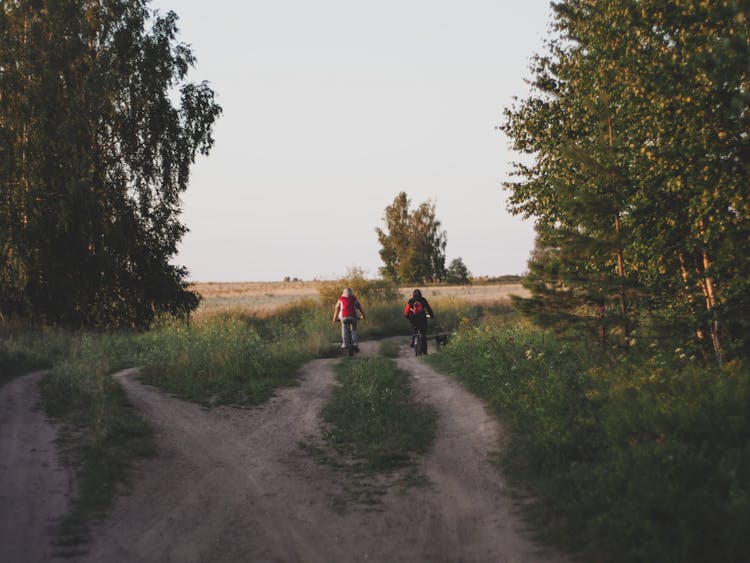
left=503, top=4, right=639, bottom=348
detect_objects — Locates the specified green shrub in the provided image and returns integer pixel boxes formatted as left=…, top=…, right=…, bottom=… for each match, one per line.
left=318, top=267, right=399, bottom=309
left=428, top=326, right=750, bottom=563
left=0, top=325, right=72, bottom=384
left=134, top=301, right=339, bottom=406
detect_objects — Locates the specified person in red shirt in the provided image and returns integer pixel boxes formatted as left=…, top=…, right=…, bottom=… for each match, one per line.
left=332, top=288, right=366, bottom=352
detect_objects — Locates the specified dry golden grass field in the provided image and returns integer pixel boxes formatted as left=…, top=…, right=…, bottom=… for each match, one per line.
left=189, top=281, right=529, bottom=314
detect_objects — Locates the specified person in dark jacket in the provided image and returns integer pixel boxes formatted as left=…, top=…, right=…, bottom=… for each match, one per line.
left=403, top=289, right=434, bottom=354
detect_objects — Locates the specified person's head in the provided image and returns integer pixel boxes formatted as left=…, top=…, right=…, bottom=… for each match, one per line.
left=342, top=288, right=354, bottom=298
left=412, top=289, right=422, bottom=299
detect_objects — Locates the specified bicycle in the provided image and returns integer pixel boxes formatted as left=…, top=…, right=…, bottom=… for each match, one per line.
left=341, top=317, right=360, bottom=357
left=412, top=326, right=426, bottom=357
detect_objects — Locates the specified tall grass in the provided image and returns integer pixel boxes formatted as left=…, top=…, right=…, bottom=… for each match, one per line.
left=133, top=297, right=492, bottom=407
left=134, top=301, right=335, bottom=406
left=428, top=325, right=750, bottom=563
left=358, top=295, right=515, bottom=342
left=39, top=333, right=155, bottom=549
left=316, top=267, right=400, bottom=308
left=0, top=324, right=72, bottom=385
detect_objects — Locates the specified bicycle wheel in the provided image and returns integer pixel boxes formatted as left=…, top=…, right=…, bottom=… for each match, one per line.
left=344, top=321, right=355, bottom=356
left=414, top=330, right=423, bottom=356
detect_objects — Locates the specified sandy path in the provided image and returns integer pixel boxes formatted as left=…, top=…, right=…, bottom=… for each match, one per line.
left=2, top=343, right=566, bottom=562
left=0, top=372, right=74, bottom=563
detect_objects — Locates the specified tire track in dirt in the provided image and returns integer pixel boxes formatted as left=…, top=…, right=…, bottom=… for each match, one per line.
left=0, top=372, right=74, bottom=563
left=396, top=351, right=563, bottom=562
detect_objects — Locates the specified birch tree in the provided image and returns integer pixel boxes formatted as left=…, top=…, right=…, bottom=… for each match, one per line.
left=0, top=0, right=221, bottom=328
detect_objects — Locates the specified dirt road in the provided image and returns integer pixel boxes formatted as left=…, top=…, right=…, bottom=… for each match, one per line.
left=1, top=343, right=566, bottom=563
left=0, top=372, right=74, bottom=563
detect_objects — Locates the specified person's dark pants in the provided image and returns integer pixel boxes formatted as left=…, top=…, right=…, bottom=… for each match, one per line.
left=412, top=319, right=428, bottom=354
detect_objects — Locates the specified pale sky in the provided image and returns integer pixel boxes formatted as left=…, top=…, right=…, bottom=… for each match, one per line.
left=149, top=0, right=553, bottom=282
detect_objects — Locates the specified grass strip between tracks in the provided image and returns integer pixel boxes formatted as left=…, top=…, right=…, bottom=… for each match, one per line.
left=321, top=355, right=437, bottom=474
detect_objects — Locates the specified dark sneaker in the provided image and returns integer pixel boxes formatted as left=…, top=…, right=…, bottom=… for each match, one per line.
left=353, top=345, right=360, bottom=353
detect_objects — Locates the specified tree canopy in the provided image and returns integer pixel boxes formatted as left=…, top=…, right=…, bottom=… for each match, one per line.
left=376, top=192, right=447, bottom=284
left=0, top=0, right=221, bottom=329
left=502, top=0, right=750, bottom=361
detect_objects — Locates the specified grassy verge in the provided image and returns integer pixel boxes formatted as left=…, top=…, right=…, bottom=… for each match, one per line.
left=133, top=302, right=336, bottom=406
left=359, top=296, right=513, bottom=341
left=0, top=325, right=71, bottom=386
left=39, top=334, right=155, bottom=551
left=427, top=326, right=750, bottom=563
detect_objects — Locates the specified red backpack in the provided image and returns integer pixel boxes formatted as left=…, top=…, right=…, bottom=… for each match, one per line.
left=404, top=300, right=424, bottom=318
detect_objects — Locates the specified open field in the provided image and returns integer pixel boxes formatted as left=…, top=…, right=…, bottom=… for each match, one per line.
left=414, top=283, right=529, bottom=304
left=189, top=281, right=321, bottom=313
left=189, top=281, right=530, bottom=313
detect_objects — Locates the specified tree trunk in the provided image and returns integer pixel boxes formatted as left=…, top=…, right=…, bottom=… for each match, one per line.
left=20, top=14, right=29, bottom=227
left=678, top=251, right=707, bottom=346
left=700, top=249, right=723, bottom=364
left=608, top=115, right=629, bottom=349
left=695, top=220, right=723, bottom=363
